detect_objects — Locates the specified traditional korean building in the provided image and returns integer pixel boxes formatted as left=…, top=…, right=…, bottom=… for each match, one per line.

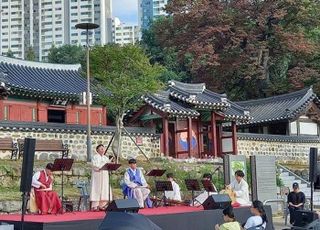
left=128, top=81, right=251, bottom=158
left=0, top=56, right=107, bottom=126
left=237, top=87, right=320, bottom=137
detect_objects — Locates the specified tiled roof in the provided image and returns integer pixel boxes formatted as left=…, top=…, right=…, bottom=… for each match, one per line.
left=168, top=80, right=230, bottom=110
left=237, top=132, right=320, bottom=143
left=0, top=56, right=90, bottom=101
left=143, top=81, right=251, bottom=121
left=0, top=120, right=156, bottom=136
left=143, top=91, right=200, bottom=118
left=237, top=87, right=319, bottom=124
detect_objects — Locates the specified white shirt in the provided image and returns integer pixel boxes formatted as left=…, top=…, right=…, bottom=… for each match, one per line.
left=230, top=178, right=250, bottom=205
left=31, top=170, right=52, bottom=190
left=165, top=180, right=182, bottom=201
left=124, top=168, right=147, bottom=188
left=244, top=216, right=266, bottom=229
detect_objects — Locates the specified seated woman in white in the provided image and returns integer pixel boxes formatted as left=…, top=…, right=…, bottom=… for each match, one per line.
left=164, top=173, right=182, bottom=201
left=228, top=170, right=250, bottom=206
left=243, top=200, right=267, bottom=230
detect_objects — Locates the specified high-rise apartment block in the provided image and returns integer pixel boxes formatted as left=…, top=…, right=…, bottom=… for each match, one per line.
left=138, top=0, right=167, bottom=30
left=0, top=0, right=112, bottom=61
left=110, top=17, right=139, bottom=45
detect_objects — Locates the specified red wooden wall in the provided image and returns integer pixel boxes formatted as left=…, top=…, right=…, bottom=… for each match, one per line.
left=0, top=99, right=107, bottom=126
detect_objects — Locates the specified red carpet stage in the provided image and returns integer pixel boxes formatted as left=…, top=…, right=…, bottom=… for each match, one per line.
left=0, top=206, right=274, bottom=230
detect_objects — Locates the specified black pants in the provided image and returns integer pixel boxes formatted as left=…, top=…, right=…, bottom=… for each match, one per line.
left=288, top=205, right=303, bottom=225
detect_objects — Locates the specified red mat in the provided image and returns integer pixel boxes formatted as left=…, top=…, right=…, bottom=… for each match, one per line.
left=0, top=206, right=204, bottom=223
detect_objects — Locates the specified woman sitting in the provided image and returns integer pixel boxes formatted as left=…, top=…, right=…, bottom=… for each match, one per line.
left=215, top=206, right=241, bottom=230
left=243, top=200, right=267, bottom=230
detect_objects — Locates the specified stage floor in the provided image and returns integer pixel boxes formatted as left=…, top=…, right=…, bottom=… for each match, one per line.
left=0, top=206, right=274, bottom=230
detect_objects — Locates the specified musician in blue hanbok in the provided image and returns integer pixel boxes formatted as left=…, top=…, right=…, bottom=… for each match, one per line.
left=122, top=159, right=151, bottom=208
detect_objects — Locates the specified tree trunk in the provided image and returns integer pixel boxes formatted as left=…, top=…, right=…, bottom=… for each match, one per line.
left=111, top=113, right=124, bottom=163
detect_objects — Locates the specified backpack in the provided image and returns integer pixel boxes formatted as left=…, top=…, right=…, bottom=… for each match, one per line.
left=246, top=224, right=265, bottom=230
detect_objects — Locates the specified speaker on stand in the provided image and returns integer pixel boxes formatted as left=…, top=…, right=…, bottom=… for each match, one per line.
left=309, top=147, right=318, bottom=212
left=20, top=138, right=36, bottom=230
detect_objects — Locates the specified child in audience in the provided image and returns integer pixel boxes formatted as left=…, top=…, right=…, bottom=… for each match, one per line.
left=215, top=206, right=241, bottom=230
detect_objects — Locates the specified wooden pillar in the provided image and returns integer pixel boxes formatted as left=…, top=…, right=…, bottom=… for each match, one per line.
left=187, top=117, right=192, bottom=158
left=211, top=112, right=218, bottom=158
left=197, top=118, right=201, bottom=158
left=232, top=121, right=238, bottom=155
left=163, top=117, right=169, bottom=156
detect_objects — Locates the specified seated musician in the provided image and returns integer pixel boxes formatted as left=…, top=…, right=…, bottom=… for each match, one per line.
left=31, top=163, right=62, bottom=214
left=122, top=158, right=151, bottom=208
left=227, top=170, right=250, bottom=206
left=164, top=173, right=182, bottom=202
left=194, top=173, right=217, bottom=205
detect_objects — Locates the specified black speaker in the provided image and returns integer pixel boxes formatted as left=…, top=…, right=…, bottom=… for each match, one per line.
left=20, top=138, right=36, bottom=193
left=293, top=210, right=319, bottom=227
left=309, top=147, right=318, bottom=183
left=106, top=199, right=140, bottom=213
left=202, top=194, right=231, bottom=210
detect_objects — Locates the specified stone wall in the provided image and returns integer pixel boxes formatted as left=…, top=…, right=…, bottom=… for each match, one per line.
left=0, top=130, right=161, bottom=161
left=238, top=139, right=320, bottom=163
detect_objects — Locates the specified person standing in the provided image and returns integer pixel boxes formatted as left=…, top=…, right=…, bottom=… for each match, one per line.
left=165, top=173, right=182, bottom=201
left=122, top=159, right=150, bottom=208
left=90, top=144, right=111, bottom=211
left=228, top=170, right=250, bottom=206
left=32, top=163, right=62, bottom=214
left=287, top=182, right=305, bottom=225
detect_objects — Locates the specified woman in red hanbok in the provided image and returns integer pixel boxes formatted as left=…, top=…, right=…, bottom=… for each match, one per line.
left=32, top=163, right=62, bottom=214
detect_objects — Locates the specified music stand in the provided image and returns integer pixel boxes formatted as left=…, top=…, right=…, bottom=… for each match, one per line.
left=155, top=181, right=173, bottom=207
left=52, top=158, right=74, bottom=213
left=201, top=180, right=217, bottom=197
left=185, top=179, right=201, bottom=206
left=146, top=169, right=166, bottom=205
left=100, top=163, right=121, bottom=203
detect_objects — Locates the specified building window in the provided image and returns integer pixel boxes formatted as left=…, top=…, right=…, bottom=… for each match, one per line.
left=48, top=109, right=65, bottom=123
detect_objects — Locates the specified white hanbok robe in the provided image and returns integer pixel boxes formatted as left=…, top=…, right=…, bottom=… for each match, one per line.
left=90, top=153, right=111, bottom=203
left=230, top=178, right=250, bottom=205
left=165, top=181, right=182, bottom=201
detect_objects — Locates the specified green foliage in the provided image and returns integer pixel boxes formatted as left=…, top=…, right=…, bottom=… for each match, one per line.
left=25, top=46, right=36, bottom=61
left=90, top=44, right=164, bottom=115
left=6, top=49, right=14, bottom=58
left=48, top=45, right=85, bottom=66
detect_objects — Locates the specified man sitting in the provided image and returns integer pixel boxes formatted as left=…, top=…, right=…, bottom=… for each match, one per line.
left=32, top=163, right=62, bottom=214
left=122, top=159, right=151, bottom=208
left=227, top=170, right=250, bottom=206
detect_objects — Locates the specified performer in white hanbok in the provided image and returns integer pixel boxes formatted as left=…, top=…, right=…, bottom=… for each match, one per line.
left=228, top=170, right=250, bottom=206
left=90, top=144, right=112, bottom=211
left=122, top=159, right=151, bottom=208
left=165, top=173, right=182, bottom=201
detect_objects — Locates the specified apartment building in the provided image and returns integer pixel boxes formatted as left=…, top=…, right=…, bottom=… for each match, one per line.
left=0, top=0, right=112, bottom=61
left=138, top=0, right=167, bottom=30
left=111, top=17, right=139, bottom=45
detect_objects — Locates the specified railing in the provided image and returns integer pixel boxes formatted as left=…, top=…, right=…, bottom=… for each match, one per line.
left=263, top=199, right=289, bottom=226
left=277, top=163, right=311, bottom=186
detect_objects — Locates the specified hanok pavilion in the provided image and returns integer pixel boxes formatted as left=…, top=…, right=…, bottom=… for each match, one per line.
left=237, top=87, right=320, bottom=137
left=0, top=56, right=107, bottom=126
left=128, top=80, right=251, bottom=159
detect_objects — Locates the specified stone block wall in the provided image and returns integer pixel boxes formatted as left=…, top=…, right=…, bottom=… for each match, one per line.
left=238, top=139, right=320, bottom=163
left=0, top=130, right=161, bottom=161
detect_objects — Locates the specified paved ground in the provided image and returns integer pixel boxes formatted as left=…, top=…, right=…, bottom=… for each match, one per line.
left=273, top=216, right=290, bottom=230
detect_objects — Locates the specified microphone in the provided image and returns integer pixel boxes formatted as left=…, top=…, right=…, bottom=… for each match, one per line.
left=214, top=166, right=221, bottom=173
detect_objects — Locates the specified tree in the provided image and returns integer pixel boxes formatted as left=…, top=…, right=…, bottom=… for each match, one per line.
left=25, top=46, right=36, bottom=61
left=141, top=18, right=191, bottom=83
left=90, top=44, right=164, bottom=160
left=149, top=0, right=320, bottom=100
left=48, top=45, right=85, bottom=66
left=6, top=49, right=14, bottom=58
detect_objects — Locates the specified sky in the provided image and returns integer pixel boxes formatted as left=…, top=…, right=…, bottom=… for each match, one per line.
left=112, top=0, right=138, bottom=25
